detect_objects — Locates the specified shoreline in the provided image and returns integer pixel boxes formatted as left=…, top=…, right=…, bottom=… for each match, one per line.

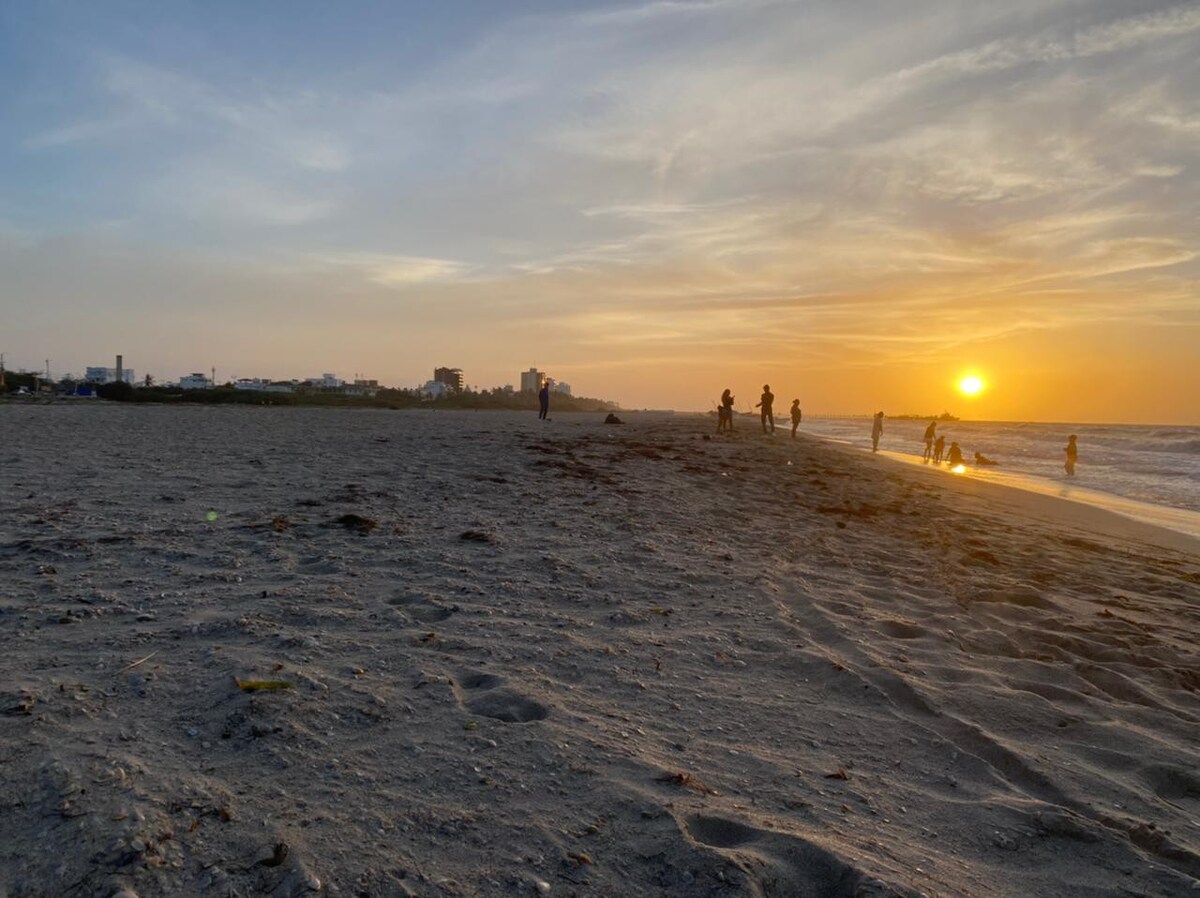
left=801, top=430, right=1200, bottom=552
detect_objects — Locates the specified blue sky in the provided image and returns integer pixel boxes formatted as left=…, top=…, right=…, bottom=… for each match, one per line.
left=2, top=0, right=1198, bottom=420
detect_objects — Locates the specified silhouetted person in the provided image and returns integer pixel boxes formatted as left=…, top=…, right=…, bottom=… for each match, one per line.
left=756, top=384, right=775, bottom=434
left=538, top=381, right=550, bottom=420
left=871, top=412, right=884, bottom=452
left=1064, top=435, right=1077, bottom=476
left=789, top=400, right=802, bottom=438
left=933, top=435, right=946, bottom=464
left=946, top=441, right=964, bottom=466
left=974, top=452, right=998, bottom=466
left=717, top=388, right=735, bottom=433
left=922, top=421, right=937, bottom=463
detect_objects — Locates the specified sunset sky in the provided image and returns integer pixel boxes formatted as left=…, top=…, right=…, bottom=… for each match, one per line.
left=2, top=1, right=1198, bottom=422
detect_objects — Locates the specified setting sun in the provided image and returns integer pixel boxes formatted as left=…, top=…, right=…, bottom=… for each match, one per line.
left=958, top=375, right=985, bottom=397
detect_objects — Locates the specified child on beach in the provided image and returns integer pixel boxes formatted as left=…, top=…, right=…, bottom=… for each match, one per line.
left=933, top=435, right=946, bottom=464
left=790, top=400, right=802, bottom=438
left=946, top=441, right=965, bottom=467
left=1064, top=435, right=1078, bottom=476
left=871, top=412, right=884, bottom=452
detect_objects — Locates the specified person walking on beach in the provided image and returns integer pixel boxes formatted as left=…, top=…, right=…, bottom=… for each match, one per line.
left=756, top=384, right=775, bottom=434
left=933, top=434, right=946, bottom=464
left=789, top=399, right=802, bottom=439
left=1064, top=434, right=1078, bottom=476
left=538, top=380, right=550, bottom=420
left=717, top=388, right=735, bottom=433
left=871, top=412, right=884, bottom=452
left=923, top=421, right=937, bottom=463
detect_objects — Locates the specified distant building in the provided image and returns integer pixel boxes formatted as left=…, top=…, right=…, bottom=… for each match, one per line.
left=552, top=381, right=572, bottom=396
left=305, top=373, right=344, bottom=389
left=178, top=373, right=212, bottom=390
left=421, top=380, right=448, bottom=398
left=434, top=367, right=463, bottom=393
left=233, top=378, right=294, bottom=393
left=85, top=366, right=137, bottom=385
left=520, top=367, right=546, bottom=393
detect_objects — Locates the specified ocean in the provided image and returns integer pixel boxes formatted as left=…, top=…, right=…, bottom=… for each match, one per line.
left=797, top=417, right=1200, bottom=538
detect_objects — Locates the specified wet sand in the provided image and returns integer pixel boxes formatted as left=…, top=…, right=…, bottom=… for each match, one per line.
left=1, top=405, right=1197, bottom=897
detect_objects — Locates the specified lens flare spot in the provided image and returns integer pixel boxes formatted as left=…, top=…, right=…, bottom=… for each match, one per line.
left=951, top=464, right=967, bottom=474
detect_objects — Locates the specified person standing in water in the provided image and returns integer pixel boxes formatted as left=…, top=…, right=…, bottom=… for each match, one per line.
left=756, top=385, right=775, bottom=434
left=538, top=379, right=550, bottom=420
left=923, top=421, right=937, bottom=463
left=1064, top=435, right=1078, bottom=476
left=789, top=399, right=802, bottom=439
left=933, top=434, right=946, bottom=464
left=871, top=412, right=884, bottom=452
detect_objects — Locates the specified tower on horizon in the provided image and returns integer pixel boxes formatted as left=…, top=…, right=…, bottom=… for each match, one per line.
left=434, top=367, right=463, bottom=393
left=520, top=367, right=546, bottom=393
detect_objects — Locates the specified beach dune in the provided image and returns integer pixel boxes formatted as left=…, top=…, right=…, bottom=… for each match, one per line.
left=0, top=405, right=1196, bottom=897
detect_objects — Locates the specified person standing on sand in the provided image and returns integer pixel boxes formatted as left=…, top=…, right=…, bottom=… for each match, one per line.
left=538, top=380, right=550, bottom=420
left=871, top=412, right=884, bottom=452
left=1064, top=434, right=1078, bottom=476
left=923, top=421, right=937, bottom=463
left=756, top=384, right=775, bottom=434
left=790, top=400, right=802, bottom=438
left=718, top=388, right=735, bottom=433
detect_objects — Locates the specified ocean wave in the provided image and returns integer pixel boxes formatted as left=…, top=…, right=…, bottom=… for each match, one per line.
left=1154, top=438, right=1200, bottom=455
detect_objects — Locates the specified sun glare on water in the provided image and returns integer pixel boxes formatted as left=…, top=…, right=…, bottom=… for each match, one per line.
left=958, top=375, right=985, bottom=396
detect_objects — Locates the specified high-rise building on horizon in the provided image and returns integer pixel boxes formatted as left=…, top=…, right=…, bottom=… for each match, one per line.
left=434, top=367, right=463, bottom=393
left=520, top=367, right=546, bottom=393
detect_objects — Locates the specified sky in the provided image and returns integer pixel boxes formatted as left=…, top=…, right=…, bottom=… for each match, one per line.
left=1, top=0, right=1198, bottom=423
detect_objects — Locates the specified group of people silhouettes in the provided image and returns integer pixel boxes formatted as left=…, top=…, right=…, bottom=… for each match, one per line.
left=711, top=393, right=1080, bottom=477
left=918, top=420, right=996, bottom=469
left=717, top=385, right=803, bottom=438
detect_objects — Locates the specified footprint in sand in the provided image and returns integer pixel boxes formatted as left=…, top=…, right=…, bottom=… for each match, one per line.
left=386, top=594, right=457, bottom=623
left=468, top=691, right=548, bottom=723
left=681, top=814, right=918, bottom=897
left=452, top=671, right=549, bottom=722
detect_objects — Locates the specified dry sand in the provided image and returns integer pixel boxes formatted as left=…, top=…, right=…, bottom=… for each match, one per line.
left=1, top=405, right=1197, bottom=898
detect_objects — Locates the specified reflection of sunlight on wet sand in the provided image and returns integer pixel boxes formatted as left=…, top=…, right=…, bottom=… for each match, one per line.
left=849, top=445, right=1200, bottom=539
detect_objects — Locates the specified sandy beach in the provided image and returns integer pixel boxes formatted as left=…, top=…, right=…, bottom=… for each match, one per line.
left=1, top=404, right=1197, bottom=898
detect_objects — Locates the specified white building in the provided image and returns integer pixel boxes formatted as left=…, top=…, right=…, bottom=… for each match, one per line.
left=305, top=373, right=344, bottom=389
left=179, top=373, right=212, bottom=390
left=234, top=378, right=294, bottom=393
left=552, top=381, right=572, bottom=396
left=85, top=366, right=136, bottom=385
left=421, top=380, right=448, bottom=398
